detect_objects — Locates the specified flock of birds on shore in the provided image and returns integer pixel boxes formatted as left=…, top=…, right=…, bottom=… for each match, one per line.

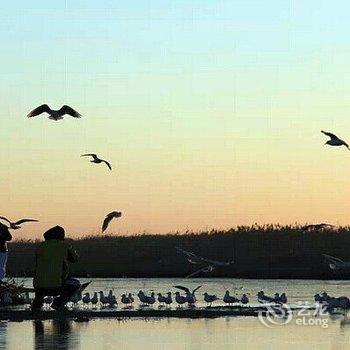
left=4, top=287, right=348, bottom=314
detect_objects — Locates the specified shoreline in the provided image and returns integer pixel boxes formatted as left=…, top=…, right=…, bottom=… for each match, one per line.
left=0, top=306, right=309, bottom=322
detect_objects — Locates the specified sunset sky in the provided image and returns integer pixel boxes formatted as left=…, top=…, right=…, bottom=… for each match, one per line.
left=2, top=1, right=350, bottom=239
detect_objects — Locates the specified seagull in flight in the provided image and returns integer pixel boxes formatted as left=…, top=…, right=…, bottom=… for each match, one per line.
left=0, top=216, right=38, bottom=230
left=102, top=211, right=122, bottom=233
left=27, top=104, right=82, bottom=120
left=81, top=154, right=112, bottom=170
left=322, top=254, right=350, bottom=271
left=176, top=247, right=234, bottom=278
left=321, top=131, right=349, bottom=150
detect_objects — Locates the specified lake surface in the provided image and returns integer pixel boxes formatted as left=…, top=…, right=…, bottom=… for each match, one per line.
left=2, top=278, right=350, bottom=349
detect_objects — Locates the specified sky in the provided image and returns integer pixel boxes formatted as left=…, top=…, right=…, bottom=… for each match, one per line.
left=1, top=1, right=350, bottom=239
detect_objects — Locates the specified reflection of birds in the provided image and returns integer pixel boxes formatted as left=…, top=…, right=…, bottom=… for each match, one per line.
left=102, top=211, right=122, bottom=233
left=0, top=216, right=38, bottom=230
left=322, top=254, right=350, bottom=271
left=302, top=223, right=333, bottom=231
left=81, top=154, right=112, bottom=170
left=176, top=247, right=234, bottom=278
left=27, top=104, right=82, bottom=120
left=174, top=285, right=201, bottom=304
left=321, top=131, right=349, bottom=150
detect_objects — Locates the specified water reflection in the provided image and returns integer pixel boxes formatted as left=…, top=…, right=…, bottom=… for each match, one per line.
left=1, top=316, right=350, bottom=349
left=0, top=321, right=7, bottom=349
left=34, top=319, right=79, bottom=350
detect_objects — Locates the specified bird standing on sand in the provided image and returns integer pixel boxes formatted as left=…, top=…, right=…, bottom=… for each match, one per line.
left=257, top=291, right=275, bottom=303
left=99, top=291, right=109, bottom=307
left=81, top=154, right=112, bottom=170
left=0, top=216, right=38, bottom=230
left=223, top=291, right=240, bottom=305
left=90, top=292, right=99, bottom=307
left=174, top=292, right=187, bottom=307
left=121, top=294, right=133, bottom=306
left=164, top=292, right=172, bottom=307
left=137, top=290, right=155, bottom=306
left=321, top=131, right=349, bottom=150
left=279, top=293, right=287, bottom=304
left=27, top=104, right=82, bottom=120
left=106, top=290, right=117, bottom=307
left=102, top=211, right=122, bottom=233
left=82, top=293, right=91, bottom=307
left=157, top=293, right=166, bottom=305
left=203, top=292, right=218, bottom=306
left=241, top=294, right=249, bottom=304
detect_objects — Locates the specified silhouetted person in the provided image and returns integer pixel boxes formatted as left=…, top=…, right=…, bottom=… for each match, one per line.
left=32, top=226, right=80, bottom=311
left=0, top=223, right=12, bottom=282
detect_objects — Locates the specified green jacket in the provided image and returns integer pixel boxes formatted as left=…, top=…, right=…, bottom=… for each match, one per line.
left=33, top=240, right=79, bottom=289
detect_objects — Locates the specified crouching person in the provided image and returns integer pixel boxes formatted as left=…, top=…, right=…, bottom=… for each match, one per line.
left=32, top=226, right=80, bottom=311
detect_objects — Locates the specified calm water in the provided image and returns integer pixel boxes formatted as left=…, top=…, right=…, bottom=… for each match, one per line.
left=2, top=278, right=350, bottom=349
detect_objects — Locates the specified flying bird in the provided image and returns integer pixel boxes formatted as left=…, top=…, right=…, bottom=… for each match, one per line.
left=0, top=216, right=38, bottom=230
left=176, top=247, right=234, bottom=278
left=322, top=254, right=350, bottom=271
left=176, top=247, right=234, bottom=266
left=27, top=104, right=82, bottom=120
left=102, top=211, right=122, bottom=233
left=81, top=154, right=112, bottom=170
left=321, top=131, right=349, bottom=150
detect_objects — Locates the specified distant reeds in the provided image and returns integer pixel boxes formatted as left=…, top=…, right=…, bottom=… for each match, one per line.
left=7, top=224, right=350, bottom=279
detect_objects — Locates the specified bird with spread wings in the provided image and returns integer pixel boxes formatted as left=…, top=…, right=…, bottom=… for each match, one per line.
left=176, top=247, right=234, bottom=278
left=27, top=104, right=82, bottom=120
left=81, top=154, right=112, bottom=170
left=321, top=130, right=350, bottom=150
left=0, top=216, right=38, bottom=230
left=322, top=254, right=350, bottom=271
left=102, top=211, right=122, bottom=233
left=173, top=285, right=202, bottom=303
